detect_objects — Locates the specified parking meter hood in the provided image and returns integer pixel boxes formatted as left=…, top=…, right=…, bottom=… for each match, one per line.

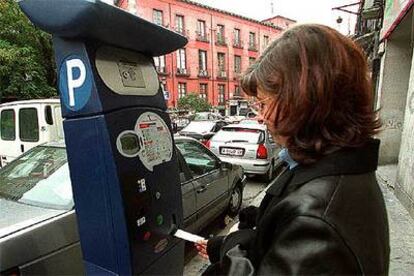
left=19, top=0, right=188, bottom=56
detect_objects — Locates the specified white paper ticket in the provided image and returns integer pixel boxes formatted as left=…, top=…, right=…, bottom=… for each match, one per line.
left=174, top=229, right=204, bottom=243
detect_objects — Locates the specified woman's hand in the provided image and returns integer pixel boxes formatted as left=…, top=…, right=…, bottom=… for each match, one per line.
left=195, top=240, right=209, bottom=260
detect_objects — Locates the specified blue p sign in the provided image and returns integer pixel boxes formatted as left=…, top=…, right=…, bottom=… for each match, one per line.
left=59, top=56, right=92, bottom=111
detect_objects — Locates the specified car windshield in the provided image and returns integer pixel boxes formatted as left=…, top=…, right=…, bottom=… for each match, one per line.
left=212, top=127, right=264, bottom=144
left=182, top=121, right=215, bottom=134
left=0, top=146, right=73, bottom=210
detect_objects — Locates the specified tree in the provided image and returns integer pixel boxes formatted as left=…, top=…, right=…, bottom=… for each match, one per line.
left=0, top=0, right=57, bottom=101
left=178, top=94, right=211, bottom=112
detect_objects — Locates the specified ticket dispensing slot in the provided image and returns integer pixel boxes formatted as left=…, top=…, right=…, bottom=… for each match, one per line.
left=19, top=1, right=188, bottom=275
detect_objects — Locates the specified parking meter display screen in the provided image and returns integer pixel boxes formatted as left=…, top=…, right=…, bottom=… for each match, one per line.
left=120, top=133, right=140, bottom=155
left=118, top=61, right=146, bottom=88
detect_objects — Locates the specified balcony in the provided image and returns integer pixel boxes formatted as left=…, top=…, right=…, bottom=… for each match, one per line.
left=156, top=66, right=168, bottom=75
left=217, top=70, right=227, bottom=80
left=198, top=69, right=209, bottom=78
left=174, top=27, right=189, bottom=38
left=196, top=31, right=209, bottom=43
left=215, top=35, right=227, bottom=46
left=233, top=39, right=243, bottom=49
left=176, top=68, right=190, bottom=77
left=248, top=43, right=258, bottom=52
left=233, top=72, right=242, bottom=80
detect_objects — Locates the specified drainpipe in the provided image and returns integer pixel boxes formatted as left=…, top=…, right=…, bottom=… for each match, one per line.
left=210, top=13, right=215, bottom=107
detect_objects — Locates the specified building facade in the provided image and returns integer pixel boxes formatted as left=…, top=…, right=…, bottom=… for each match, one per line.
left=118, top=0, right=295, bottom=109
left=375, top=0, right=414, bottom=218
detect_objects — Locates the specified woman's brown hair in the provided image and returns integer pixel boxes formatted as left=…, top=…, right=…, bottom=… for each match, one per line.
left=241, top=24, right=380, bottom=164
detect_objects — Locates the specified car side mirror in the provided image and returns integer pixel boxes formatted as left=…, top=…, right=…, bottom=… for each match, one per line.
left=179, top=172, right=187, bottom=183
left=221, top=161, right=232, bottom=170
left=202, top=132, right=215, bottom=140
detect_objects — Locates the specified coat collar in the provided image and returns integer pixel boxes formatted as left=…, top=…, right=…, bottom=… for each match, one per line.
left=267, top=139, right=380, bottom=197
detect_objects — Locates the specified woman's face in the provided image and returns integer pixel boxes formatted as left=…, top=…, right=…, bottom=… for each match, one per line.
left=256, top=89, right=288, bottom=147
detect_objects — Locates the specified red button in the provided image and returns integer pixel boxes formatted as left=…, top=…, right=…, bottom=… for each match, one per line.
left=143, top=231, right=151, bottom=241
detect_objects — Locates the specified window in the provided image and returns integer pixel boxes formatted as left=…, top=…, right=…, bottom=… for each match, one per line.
left=44, top=106, right=53, bottom=125
left=249, top=57, right=256, bottom=65
left=153, top=9, right=163, bottom=25
left=200, top=83, right=208, bottom=100
left=154, top=55, right=166, bottom=73
left=234, top=55, right=241, bottom=73
left=19, top=108, right=39, bottom=142
left=217, top=24, right=225, bottom=45
left=218, top=84, right=225, bottom=104
left=176, top=141, right=218, bottom=176
left=234, top=85, right=241, bottom=96
left=218, top=53, right=225, bottom=71
left=1, top=109, right=15, bottom=141
left=176, top=48, right=187, bottom=72
left=249, top=32, right=256, bottom=49
left=178, top=82, right=187, bottom=99
left=263, top=35, right=269, bottom=47
left=198, top=50, right=207, bottom=73
left=197, top=20, right=206, bottom=38
left=234, top=28, right=241, bottom=46
left=175, top=15, right=185, bottom=34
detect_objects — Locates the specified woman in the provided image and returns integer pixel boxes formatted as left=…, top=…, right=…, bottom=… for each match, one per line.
left=196, top=24, right=390, bottom=275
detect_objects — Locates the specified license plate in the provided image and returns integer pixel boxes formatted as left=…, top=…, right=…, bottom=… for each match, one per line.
left=220, top=147, right=244, bottom=156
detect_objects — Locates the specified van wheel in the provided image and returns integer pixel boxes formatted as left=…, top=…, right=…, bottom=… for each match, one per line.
left=228, top=185, right=243, bottom=217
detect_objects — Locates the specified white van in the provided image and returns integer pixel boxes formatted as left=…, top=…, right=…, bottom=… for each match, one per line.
left=0, top=99, right=64, bottom=167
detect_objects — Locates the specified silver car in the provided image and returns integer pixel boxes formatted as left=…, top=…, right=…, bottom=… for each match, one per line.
left=0, top=138, right=245, bottom=275
left=208, top=123, right=282, bottom=182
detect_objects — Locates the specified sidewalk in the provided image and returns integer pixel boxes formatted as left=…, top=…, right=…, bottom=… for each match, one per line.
left=376, top=165, right=414, bottom=275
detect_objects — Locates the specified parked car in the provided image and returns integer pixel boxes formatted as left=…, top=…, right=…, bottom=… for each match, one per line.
left=207, top=123, right=282, bottom=182
left=193, top=112, right=223, bottom=121
left=0, top=138, right=245, bottom=275
left=0, top=99, right=64, bottom=167
left=179, top=120, right=228, bottom=144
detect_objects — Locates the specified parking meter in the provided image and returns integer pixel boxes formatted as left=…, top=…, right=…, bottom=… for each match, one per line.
left=19, top=1, right=188, bottom=275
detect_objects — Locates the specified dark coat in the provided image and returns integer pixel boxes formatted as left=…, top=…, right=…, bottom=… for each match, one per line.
left=205, top=139, right=390, bottom=275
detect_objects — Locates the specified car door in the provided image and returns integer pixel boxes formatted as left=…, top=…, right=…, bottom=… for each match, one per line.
left=0, top=107, right=20, bottom=166
left=175, top=140, right=229, bottom=229
left=175, top=148, right=197, bottom=233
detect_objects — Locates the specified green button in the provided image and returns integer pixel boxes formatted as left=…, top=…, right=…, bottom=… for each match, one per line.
left=156, top=215, right=164, bottom=226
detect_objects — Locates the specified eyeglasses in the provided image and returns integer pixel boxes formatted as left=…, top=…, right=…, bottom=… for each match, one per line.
left=254, top=97, right=273, bottom=112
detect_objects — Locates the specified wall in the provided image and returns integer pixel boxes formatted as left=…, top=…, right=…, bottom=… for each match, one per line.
left=395, top=9, right=414, bottom=218
left=377, top=11, right=413, bottom=164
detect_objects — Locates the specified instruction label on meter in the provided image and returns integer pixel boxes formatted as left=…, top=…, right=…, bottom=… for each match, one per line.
left=135, top=112, right=173, bottom=171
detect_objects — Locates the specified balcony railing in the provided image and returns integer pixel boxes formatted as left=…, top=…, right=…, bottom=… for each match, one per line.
left=196, top=31, right=209, bottom=43
left=176, top=67, right=190, bottom=77
left=156, top=66, right=168, bottom=75
left=233, top=72, right=241, bottom=80
left=233, top=39, right=243, bottom=49
left=248, top=43, right=258, bottom=51
left=217, top=70, right=227, bottom=79
left=198, top=69, right=209, bottom=78
left=215, top=35, right=227, bottom=46
left=174, top=27, right=189, bottom=38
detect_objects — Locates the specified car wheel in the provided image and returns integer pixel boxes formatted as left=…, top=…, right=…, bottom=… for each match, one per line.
left=262, top=162, right=274, bottom=183
left=228, top=185, right=243, bottom=217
